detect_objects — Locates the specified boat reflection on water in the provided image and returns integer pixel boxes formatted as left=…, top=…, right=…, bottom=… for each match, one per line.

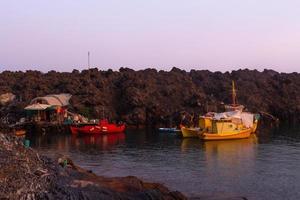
left=71, top=133, right=125, bottom=151
left=202, top=134, right=258, bottom=158
left=202, top=135, right=258, bottom=181
left=181, top=135, right=258, bottom=184
left=181, top=134, right=258, bottom=154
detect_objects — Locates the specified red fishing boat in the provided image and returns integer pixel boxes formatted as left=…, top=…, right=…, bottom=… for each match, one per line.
left=70, top=119, right=126, bottom=135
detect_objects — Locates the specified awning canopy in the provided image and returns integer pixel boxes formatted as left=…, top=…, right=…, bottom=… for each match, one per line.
left=24, top=103, right=51, bottom=110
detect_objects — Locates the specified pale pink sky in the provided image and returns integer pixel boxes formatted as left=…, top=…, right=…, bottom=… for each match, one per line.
left=0, top=0, right=300, bottom=72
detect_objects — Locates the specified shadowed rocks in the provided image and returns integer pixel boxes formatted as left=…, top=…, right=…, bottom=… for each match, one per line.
left=0, top=68, right=299, bottom=126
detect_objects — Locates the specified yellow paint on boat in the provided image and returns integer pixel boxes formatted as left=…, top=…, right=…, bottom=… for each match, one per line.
left=198, top=118, right=256, bottom=141
left=181, top=126, right=201, bottom=138
left=252, top=120, right=258, bottom=132
left=201, top=128, right=252, bottom=141
left=199, top=117, right=212, bottom=132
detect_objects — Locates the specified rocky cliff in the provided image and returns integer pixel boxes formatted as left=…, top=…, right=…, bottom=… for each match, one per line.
left=0, top=68, right=299, bottom=126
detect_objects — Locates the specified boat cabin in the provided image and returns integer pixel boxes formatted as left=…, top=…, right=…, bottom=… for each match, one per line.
left=199, top=111, right=255, bottom=135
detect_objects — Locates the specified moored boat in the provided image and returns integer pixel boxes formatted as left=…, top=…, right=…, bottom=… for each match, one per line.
left=158, top=127, right=181, bottom=133
left=70, top=119, right=125, bottom=135
left=197, top=81, right=259, bottom=141
left=198, top=111, right=258, bottom=141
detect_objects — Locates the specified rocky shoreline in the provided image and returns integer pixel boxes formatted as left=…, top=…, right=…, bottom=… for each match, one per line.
left=1, top=68, right=299, bottom=126
left=0, top=131, right=187, bottom=200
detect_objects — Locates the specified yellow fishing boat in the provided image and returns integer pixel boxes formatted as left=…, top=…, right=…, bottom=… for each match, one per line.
left=197, top=81, right=259, bottom=141
left=180, top=81, right=259, bottom=140
left=180, top=116, right=258, bottom=141
left=198, top=111, right=258, bottom=141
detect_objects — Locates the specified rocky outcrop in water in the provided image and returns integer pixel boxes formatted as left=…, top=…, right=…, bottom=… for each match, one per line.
left=0, top=68, right=299, bottom=126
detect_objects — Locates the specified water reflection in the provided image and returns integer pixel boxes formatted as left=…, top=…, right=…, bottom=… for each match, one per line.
left=29, top=128, right=300, bottom=199
left=71, top=133, right=125, bottom=151
left=203, top=135, right=258, bottom=155
left=30, top=132, right=125, bottom=154
left=181, top=134, right=258, bottom=152
left=181, top=135, right=259, bottom=178
left=203, top=135, right=258, bottom=176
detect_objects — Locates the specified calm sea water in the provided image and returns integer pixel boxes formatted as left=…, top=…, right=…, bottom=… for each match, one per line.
left=28, top=126, right=300, bottom=200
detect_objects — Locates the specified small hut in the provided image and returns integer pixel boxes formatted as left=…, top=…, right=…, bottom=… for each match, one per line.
left=25, top=94, right=72, bottom=123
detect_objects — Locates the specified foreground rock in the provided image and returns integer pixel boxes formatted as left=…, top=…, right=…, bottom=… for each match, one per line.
left=0, top=132, right=186, bottom=200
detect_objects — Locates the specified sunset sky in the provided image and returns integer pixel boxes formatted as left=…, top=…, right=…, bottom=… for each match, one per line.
left=0, top=0, right=299, bottom=72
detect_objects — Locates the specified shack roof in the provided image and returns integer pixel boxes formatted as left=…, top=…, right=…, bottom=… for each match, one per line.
left=30, top=93, right=72, bottom=107
left=24, top=103, right=51, bottom=110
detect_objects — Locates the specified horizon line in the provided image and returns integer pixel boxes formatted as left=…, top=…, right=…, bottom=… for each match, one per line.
left=0, top=66, right=298, bottom=74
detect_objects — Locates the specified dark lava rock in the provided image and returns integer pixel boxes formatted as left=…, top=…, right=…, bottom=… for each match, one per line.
left=0, top=131, right=186, bottom=200
left=1, top=68, right=299, bottom=125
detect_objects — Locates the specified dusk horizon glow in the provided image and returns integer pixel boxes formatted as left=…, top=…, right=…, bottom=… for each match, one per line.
left=1, top=0, right=300, bottom=73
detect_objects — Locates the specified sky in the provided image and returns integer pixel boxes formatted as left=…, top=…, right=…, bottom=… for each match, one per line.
left=0, top=0, right=300, bottom=73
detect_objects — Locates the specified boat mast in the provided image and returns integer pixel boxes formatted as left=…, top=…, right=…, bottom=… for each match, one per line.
left=232, top=80, right=237, bottom=106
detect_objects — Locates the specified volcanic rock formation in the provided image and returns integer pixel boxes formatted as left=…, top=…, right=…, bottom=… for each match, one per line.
left=0, top=68, right=299, bottom=126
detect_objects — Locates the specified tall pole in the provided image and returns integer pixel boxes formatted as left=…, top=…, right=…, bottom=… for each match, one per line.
left=88, top=51, right=90, bottom=68
left=232, top=80, right=236, bottom=105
